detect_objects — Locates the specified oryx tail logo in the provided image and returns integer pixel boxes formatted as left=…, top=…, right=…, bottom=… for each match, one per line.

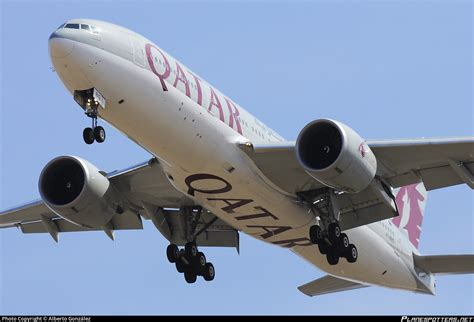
left=392, top=183, right=427, bottom=249
left=358, top=142, right=369, bottom=158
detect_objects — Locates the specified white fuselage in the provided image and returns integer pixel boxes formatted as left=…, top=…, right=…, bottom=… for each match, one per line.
left=49, top=19, right=433, bottom=294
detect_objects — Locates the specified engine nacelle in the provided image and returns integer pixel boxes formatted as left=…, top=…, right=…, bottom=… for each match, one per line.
left=38, top=156, right=126, bottom=228
left=296, top=119, right=377, bottom=193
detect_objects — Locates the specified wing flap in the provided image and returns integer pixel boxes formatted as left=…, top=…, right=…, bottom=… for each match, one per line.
left=418, top=164, right=467, bottom=190
left=163, top=208, right=239, bottom=248
left=414, top=254, right=474, bottom=275
left=20, top=212, right=143, bottom=234
left=298, top=275, right=368, bottom=297
left=340, top=202, right=395, bottom=231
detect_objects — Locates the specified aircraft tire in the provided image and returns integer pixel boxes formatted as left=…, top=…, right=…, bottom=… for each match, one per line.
left=326, top=251, right=339, bottom=266
left=176, top=260, right=186, bottom=273
left=328, top=222, right=341, bottom=243
left=94, top=126, right=106, bottom=143
left=166, top=244, right=179, bottom=263
left=346, top=244, right=358, bottom=263
left=318, top=242, right=329, bottom=255
left=83, top=127, right=94, bottom=144
left=338, top=233, right=350, bottom=253
left=193, top=252, right=206, bottom=271
left=185, top=242, right=198, bottom=259
left=309, top=225, right=323, bottom=244
left=202, top=263, right=215, bottom=281
left=184, top=269, right=197, bottom=284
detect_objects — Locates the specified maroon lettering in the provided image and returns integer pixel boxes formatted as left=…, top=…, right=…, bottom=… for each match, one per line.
left=208, top=87, right=225, bottom=122
left=246, top=225, right=292, bottom=239
left=185, top=174, right=232, bottom=196
left=225, top=98, right=243, bottom=135
left=188, top=71, right=203, bottom=106
left=235, top=206, right=278, bottom=221
left=173, top=62, right=191, bottom=98
left=271, top=237, right=313, bottom=248
left=207, top=198, right=253, bottom=213
left=145, top=43, right=170, bottom=91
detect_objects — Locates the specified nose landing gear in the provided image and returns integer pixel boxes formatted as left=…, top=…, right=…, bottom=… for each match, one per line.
left=83, top=105, right=106, bottom=145
left=73, top=88, right=107, bottom=145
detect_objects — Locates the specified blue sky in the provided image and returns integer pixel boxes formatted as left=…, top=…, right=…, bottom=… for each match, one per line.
left=1, top=0, right=472, bottom=315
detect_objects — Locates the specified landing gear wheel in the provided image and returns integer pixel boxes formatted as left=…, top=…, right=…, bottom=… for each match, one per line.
left=93, top=126, right=106, bottom=143
left=175, top=260, right=185, bottom=273
left=166, top=244, right=179, bottom=263
left=194, top=252, right=206, bottom=271
left=338, top=233, right=350, bottom=253
left=202, top=262, right=215, bottom=281
left=328, top=222, right=341, bottom=243
left=185, top=242, right=198, bottom=259
left=83, top=127, right=94, bottom=144
left=184, top=269, right=197, bottom=284
left=326, top=251, right=340, bottom=266
left=346, top=244, right=358, bottom=263
left=318, top=242, right=329, bottom=255
left=309, top=225, right=323, bottom=244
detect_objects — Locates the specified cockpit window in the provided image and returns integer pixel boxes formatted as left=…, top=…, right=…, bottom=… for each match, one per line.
left=65, top=23, right=80, bottom=29
left=80, top=24, right=90, bottom=32
left=60, top=22, right=100, bottom=35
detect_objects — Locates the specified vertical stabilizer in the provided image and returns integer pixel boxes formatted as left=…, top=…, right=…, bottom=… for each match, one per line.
left=392, top=183, right=428, bottom=249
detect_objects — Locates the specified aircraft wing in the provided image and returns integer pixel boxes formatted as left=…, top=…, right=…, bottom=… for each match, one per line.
left=368, top=137, right=474, bottom=190
left=0, top=158, right=239, bottom=247
left=298, top=275, right=369, bottom=297
left=240, top=137, right=474, bottom=193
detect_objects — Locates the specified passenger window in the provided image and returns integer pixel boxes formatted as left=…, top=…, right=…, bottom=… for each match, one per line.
left=81, top=24, right=90, bottom=32
left=65, top=23, right=80, bottom=29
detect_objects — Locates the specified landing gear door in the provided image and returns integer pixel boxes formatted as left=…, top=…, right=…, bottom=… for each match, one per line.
left=130, top=35, right=145, bottom=67
left=93, top=88, right=106, bottom=109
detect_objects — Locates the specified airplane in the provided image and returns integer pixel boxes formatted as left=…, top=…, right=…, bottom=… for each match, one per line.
left=1, top=18, right=473, bottom=297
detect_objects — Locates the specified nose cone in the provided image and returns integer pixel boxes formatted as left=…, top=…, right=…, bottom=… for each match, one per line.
left=49, top=32, right=74, bottom=58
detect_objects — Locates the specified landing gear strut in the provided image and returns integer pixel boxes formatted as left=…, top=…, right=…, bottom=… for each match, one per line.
left=300, top=188, right=359, bottom=266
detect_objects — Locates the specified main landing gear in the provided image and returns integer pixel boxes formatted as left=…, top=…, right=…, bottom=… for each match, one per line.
left=166, top=242, right=215, bottom=283
left=309, top=223, right=358, bottom=266
left=164, top=206, right=216, bottom=284
left=299, top=188, right=358, bottom=266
